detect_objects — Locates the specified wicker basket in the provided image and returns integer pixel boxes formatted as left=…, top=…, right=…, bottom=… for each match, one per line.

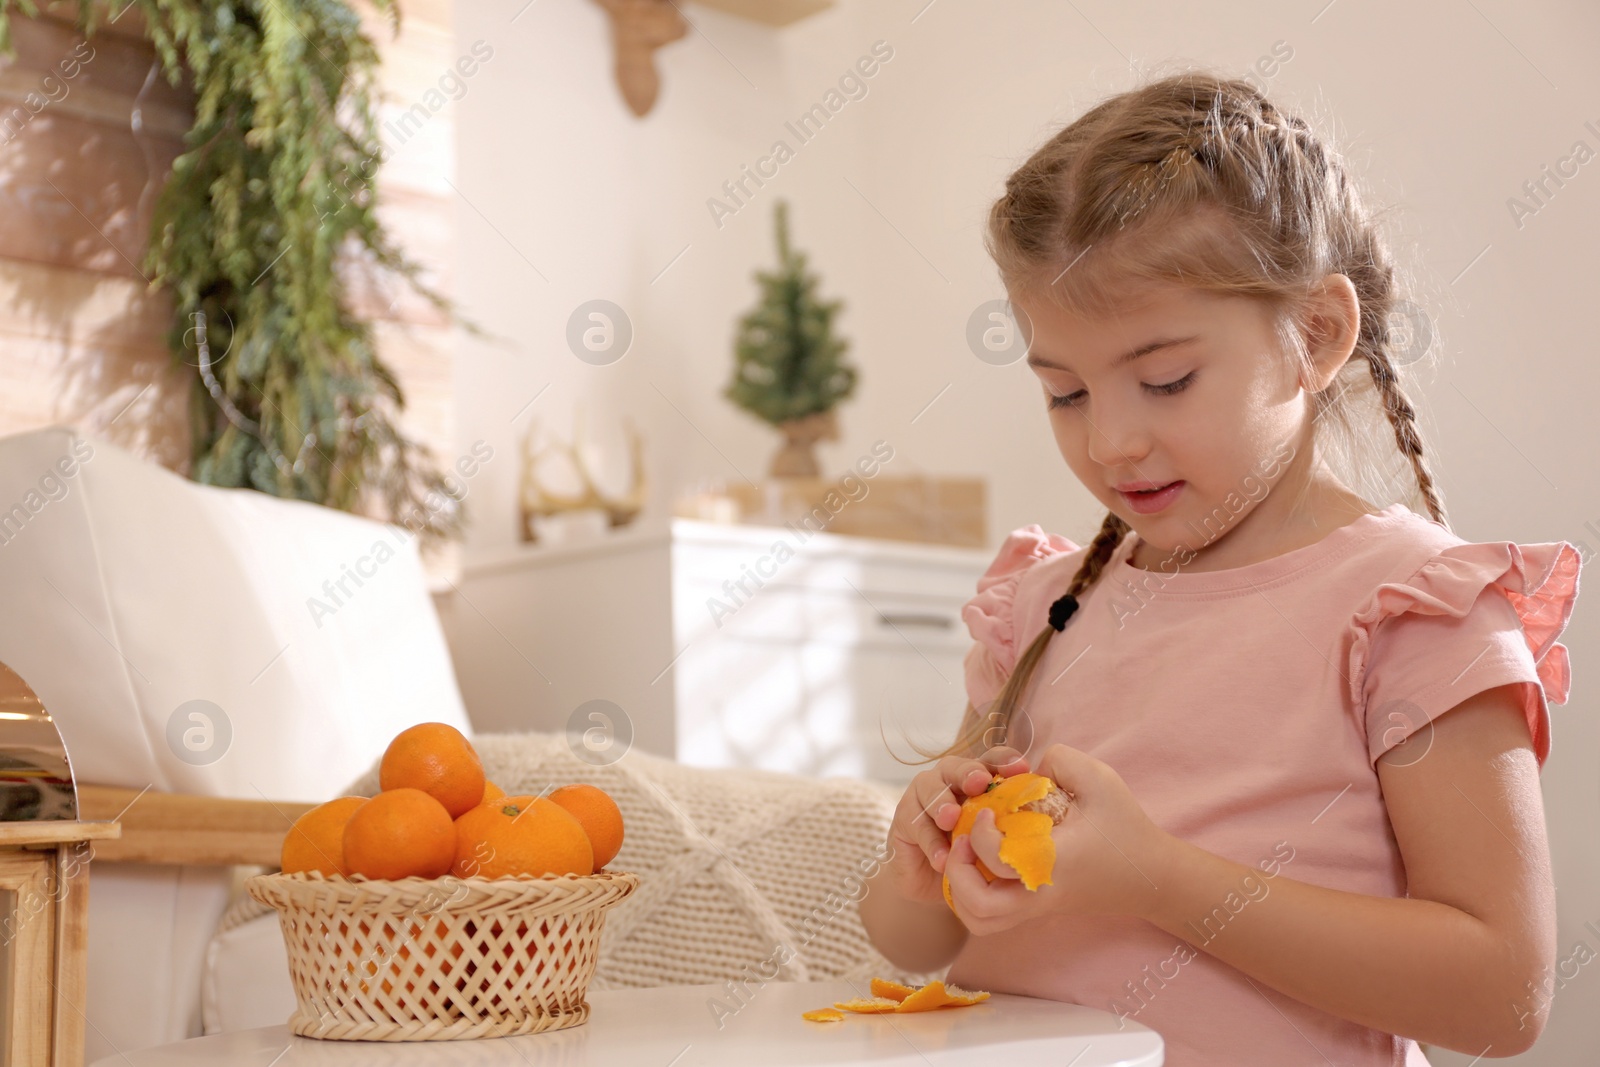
left=245, top=868, right=639, bottom=1041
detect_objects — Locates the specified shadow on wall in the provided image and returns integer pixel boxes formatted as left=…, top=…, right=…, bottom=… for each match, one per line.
left=0, top=12, right=193, bottom=469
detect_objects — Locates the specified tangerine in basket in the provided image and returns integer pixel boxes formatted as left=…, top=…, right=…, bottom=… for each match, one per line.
left=281, top=796, right=366, bottom=876
left=452, top=795, right=594, bottom=879
left=547, top=783, right=625, bottom=869
left=346, top=917, right=450, bottom=997
left=379, top=722, right=486, bottom=819
left=343, top=788, right=457, bottom=880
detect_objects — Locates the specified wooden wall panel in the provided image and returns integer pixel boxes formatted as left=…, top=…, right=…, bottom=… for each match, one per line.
left=0, top=7, right=193, bottom=466
left=347, top=184, right=456, bottom=329
left=353, top=0, right=460, bottom=577
left=0, top=105, right=185, bottom=276
left=0, top=257, right=189, bottom=469
left=0, top=0, right=460, bottom=577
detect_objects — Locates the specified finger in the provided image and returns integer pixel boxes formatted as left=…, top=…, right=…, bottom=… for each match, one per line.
left=949, top=834, right=1032, bottom=914
left=896, top=811, right=950, bottom=872
left=966, top=808, right=1018, bottom=879
left=942, top=755, right=1008, bottom=797
left=914, top=777, right=964, bottom=833
left=920, top=815, right=954, bottom=871
left=900, top=783, right=955, bottom=864
left=943, top=832, right=984, bottom=916
left=1037, top=742, right=1090, bottom=797
left=980, top=746, right=1030, bottom=775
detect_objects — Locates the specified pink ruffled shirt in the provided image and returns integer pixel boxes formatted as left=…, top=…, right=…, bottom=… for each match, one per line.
left=945, top=503, right=1581, bottom=1067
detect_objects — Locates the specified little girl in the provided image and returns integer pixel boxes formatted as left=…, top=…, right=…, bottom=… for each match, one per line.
left=859, top=71, right=1582, bottom=1066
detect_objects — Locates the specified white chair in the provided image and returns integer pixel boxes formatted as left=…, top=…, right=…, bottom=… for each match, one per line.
left=0, top=427, right=473, bottom=1062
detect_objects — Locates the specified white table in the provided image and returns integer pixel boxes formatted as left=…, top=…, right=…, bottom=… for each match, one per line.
left=92, top=980, right=1164, bottom=1066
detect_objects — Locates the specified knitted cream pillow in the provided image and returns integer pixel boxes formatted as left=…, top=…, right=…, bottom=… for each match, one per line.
left=335, top=732, right=950, bottom=994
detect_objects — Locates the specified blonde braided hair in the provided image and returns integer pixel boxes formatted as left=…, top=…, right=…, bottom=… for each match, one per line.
left=900, top=70, right=1447, bottom=767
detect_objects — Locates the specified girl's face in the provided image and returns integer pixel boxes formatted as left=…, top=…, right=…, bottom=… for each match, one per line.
left=1013, top=282, right=1311, bottom=560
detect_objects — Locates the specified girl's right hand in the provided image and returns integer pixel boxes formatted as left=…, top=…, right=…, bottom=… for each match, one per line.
left=884, top=745, right=1031, bottom=905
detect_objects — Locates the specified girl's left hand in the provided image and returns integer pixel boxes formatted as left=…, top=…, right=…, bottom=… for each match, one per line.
left=941, top=743, right=1172, bottom=935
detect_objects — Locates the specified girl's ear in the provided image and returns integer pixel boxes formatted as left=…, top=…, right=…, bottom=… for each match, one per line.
left=1298, top=273, right=1361, bottom=392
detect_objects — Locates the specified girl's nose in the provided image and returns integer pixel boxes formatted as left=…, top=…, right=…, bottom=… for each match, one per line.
left=1084, top=406, right=1152, bottom=468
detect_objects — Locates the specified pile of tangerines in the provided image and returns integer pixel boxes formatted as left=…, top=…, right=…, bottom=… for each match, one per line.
left=281, top=723, right=624, bottom=881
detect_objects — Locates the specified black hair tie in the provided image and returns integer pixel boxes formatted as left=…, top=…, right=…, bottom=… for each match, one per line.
left=1048, top=593, right=1079, bottom=631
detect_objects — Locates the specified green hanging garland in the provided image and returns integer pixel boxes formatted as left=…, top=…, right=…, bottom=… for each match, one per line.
left=0, top=0, right=477, bottom=542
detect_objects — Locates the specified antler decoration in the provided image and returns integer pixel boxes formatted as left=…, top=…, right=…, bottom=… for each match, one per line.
left=520, top=409, right=648, bottom=544
left=590, top=0, right=688, bottom=117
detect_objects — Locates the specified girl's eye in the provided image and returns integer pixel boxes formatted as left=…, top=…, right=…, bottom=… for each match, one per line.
left=1148, top=371, right=1197, bottom=396
left=1047, top=389, right=1086, bottom=410
left=1047, top=371, right=1196, bottom=410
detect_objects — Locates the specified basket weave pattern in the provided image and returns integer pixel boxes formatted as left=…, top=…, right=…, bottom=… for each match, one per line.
left=246, top=869, right=639, bottom=1040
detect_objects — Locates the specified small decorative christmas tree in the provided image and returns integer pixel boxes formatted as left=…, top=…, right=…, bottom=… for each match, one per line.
left=724, top=199, right=857, bottom=478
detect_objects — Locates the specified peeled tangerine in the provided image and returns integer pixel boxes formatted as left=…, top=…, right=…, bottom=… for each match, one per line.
left=941, top=772, right=1070, bottom=911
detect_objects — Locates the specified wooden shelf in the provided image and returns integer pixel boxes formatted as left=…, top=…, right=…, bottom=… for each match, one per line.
left=690, top=0, right=836, bottom=26
left=462, top=515, right=994, bottom=581
left=76, top=785, right=314, bottom=867
left=708, top=474, right=986, bottom=549
left=0, top=820, right=120, bottom=849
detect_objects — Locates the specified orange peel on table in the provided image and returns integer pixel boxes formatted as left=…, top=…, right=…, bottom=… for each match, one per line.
left=832, top=997, right=901, bottom=1014
left=896, top=979, right=990, bottom=1011
left=870, top=976, right=917, bottom=1002
left=807, top=977, right=992, bottom=1019
left=941, top=772, right=1069, bottom=911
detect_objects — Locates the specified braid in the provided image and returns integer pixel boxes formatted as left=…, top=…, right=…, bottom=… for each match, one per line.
left=937, top=70, right=1455, bottom=772
left=903, top=510, right=1129, bottom=764
left=1065, top=510, right=1130, bottom=595
left=1363, top=346, right=1448, bottom=526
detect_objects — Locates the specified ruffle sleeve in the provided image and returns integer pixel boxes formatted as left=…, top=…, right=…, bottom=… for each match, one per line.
left=1350, top=539, right=1582, bottom=770
left=961, top=524, right=1080, bottom=711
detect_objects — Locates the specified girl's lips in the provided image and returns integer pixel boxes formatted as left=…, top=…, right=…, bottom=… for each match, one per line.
left=1118, top=480, right=1184, bottom=514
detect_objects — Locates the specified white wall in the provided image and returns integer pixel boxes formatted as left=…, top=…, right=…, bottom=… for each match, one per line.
left=447, top=2, right=1598, bottom=1062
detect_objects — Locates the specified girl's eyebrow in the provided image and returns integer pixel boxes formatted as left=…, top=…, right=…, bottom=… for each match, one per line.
left=1026, top=335, right=1200, bottom=372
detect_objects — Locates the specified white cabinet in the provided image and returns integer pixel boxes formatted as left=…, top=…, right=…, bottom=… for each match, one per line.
left=445, top=519, right=992, bottom=788
left=670, top=523, right=990, bottom=785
